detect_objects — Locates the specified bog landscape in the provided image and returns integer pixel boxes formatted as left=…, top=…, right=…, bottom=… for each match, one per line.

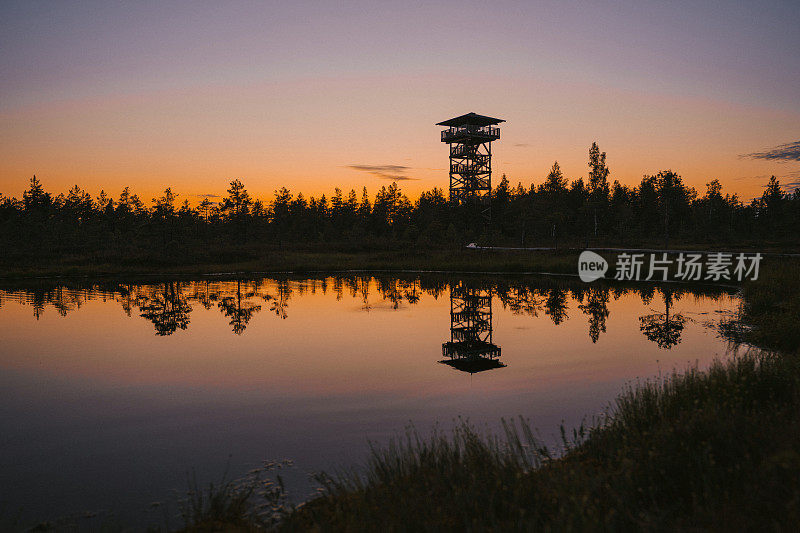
left=1, top=2, right=799, bottom=531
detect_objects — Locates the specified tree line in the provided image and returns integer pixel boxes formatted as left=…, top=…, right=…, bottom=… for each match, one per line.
left=1, top=142, right=798, bottom=256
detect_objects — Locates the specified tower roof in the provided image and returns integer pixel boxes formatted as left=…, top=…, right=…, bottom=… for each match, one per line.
left=436, top=112, right=505, bottom=127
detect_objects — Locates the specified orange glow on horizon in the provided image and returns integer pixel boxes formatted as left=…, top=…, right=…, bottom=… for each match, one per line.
left=2, top=74, right=799, bottom=205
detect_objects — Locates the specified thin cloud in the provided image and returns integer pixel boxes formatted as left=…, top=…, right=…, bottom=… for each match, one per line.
left=742, top=141, right=800, bottom=162
left=381, top=176, right=419, bottom=181
left=733, top=170, right=800, bottom=182
left=733, top=172, right=800, bottom=201
left=513, top=143, right=530, bottom=147
left=347, top=164, right=419, bottom=181
left=193, top=193, right=221, bottom=198
left=784, top=180, right=800, bottom=193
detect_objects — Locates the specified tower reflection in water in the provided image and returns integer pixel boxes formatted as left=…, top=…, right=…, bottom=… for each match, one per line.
left=441, top=282, right=505, bottom=373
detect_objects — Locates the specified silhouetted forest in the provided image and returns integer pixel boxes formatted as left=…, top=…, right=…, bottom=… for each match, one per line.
left=2, top=144, right=798, bottom=263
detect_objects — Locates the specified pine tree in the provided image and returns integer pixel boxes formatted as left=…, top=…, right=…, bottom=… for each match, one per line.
left=23, top=175, right=52, bottom=210
left=587, top=143, right=610, bottom=239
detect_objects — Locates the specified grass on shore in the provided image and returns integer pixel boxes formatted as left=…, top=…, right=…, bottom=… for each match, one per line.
left=0, top=247, right=583, bottom=279
left=734, top=260, right=800, bottom=353
left=177, top=461, right=293, bottom=532
left=280, top=347, right=800, bottom=531
left=2, top=240, right=792, bottom=279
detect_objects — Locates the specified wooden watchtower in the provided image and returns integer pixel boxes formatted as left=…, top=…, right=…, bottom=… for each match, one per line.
left=437, top=112, right=505, bottom=224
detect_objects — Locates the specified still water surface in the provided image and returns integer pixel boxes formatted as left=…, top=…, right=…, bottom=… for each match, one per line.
left=0, top=275, right=739, bottom=526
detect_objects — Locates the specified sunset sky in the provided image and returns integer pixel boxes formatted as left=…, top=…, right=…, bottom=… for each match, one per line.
left=1, top=0, right=799, bottom=204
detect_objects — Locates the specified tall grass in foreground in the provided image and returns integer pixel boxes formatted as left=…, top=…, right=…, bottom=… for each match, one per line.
left=282, top=349, right=800, bottom=531
left=178, top=460, right=294, bottom=532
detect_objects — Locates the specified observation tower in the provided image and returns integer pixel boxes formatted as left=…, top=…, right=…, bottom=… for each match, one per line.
left=437, top=112, right=504, bottom=223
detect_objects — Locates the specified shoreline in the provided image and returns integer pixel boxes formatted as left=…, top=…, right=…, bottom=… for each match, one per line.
left=0, top=250, right=580, bottom=281
left=1, top=246, right=790, bottom=282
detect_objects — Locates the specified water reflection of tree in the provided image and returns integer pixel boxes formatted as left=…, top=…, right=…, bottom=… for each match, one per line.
left=378, top=278, right=403, bottom=309
left=639, top=285, right=655, bottom=306
left=2, top=285, right=114, bottom=319
left=578, top=287, right=610, bottom=343
left=267, top=279, right=292, bottom=319
left=31, top=292, right=46, bottom=319
left=139, top=282, right=192, bottom=335
left=333, top=277, right=344, bottom=301
left=497, top=285, right=543, bottom=317
left=34, top=288, right=78, bottom=319
left=357, top=277, right=371, bottom=312
left=118, top=285, right=136, bottom=316
left=544, top=288, right=569, bottom=325
left=639, top=289, right=688, bottom=349
left=52, top=287, right=73, bottom=316
left=218, top=279, right=262, bottom=334
left=419, top=279, right=447, bottom=300
left=191, top=280, right=216, bottom=310
left=402, top=279, right=421, bottom=304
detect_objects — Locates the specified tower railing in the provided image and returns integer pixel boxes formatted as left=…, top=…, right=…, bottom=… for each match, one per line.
left=450, top=145, right=490, bottom=160
left=451, top=163, right=490, bottom=175
left=441, top=126, right=500, bottom=142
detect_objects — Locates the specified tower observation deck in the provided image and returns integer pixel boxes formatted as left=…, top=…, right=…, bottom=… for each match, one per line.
left=437, top=112, right=505, bottom=224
